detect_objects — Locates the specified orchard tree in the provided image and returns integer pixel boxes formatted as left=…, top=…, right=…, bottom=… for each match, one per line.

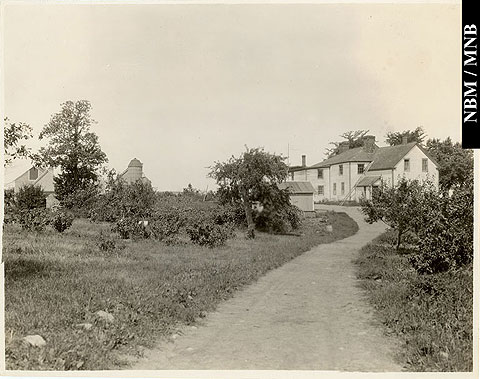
left=35, top=100, right=107, bottom=204
left=360, top=178, right=436, bottom=249
left=209, top=147, right=289, bottom=238
left=326, top=130, right=369, bottom=157
left=426, top=137, right=473, bottom=191
left=385, top=126, right=426, bottom=146
left=4, top=117, right=33, bottom=166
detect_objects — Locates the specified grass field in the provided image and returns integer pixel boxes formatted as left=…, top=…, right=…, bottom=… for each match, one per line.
left=354, top=230, right=473, bottom=372
left=4, top=211, right=358, bottom=370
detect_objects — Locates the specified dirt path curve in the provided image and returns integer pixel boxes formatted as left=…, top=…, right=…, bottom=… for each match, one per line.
left=132, top=206, right=403, bottom=371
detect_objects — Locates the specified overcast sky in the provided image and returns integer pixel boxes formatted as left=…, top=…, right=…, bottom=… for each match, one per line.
left=2, top=3, right=461, bottom=191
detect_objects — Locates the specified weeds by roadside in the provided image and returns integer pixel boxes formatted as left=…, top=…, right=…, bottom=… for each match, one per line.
left=355, top=230, right=473, bottom=371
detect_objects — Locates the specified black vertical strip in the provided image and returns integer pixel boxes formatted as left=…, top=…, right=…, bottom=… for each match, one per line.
left=462, top=3, right=479, bottom=148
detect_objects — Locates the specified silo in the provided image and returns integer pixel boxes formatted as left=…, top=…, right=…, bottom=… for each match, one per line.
left=126, top=158, right=143, bottom=184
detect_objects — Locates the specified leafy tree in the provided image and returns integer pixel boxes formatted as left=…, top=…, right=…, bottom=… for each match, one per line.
left=412, top=183, right=473, bottom=274
left=3, top=117, right=33, bottom=166
left=34, top=100, right=107, bottom=205
left=325, top=130, right=369, bottom=157
left=360, top=178, right=435, bottom=249
left=15, top=184, right=47, bottom=210
left=385, top=126, right=426, bottom=146
left=426, top=137, right=473, bottom=191
left=209, top=147, right=289, bottom=238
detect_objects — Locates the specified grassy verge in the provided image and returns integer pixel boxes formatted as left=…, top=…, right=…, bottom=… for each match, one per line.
left=4, top=211, right=357, bottom=370
left=354, top=230, right=473, bottom=371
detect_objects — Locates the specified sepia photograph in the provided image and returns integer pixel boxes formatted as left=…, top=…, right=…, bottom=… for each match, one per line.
left=0, top=0, right=476, bottom=376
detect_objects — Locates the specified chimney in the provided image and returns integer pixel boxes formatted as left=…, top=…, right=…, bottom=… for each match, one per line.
left=338, top=141, right=350, bottom=154
left=301, top=155, right=306, bottom=167
left=363, top=135, right=377, bottom=153
left=402, top=136, right=408, bottom=145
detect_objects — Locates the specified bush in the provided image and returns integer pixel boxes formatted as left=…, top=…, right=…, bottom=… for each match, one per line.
left=97, top=231, right=123, bottom=252
left=112, top=218, right=149, bottom=240
left=186, top=219, right=232, bottom=247
left=17, top=208, right=51, bottom=232
left=254, top=204, right=302, bottom=234
left=90, top=173, right=156, bottom=222
left=15, top=184, right=46, bottom=210
left=50, top=210, right=74, bottom=233
left=150, top=210, right=185, bottom=241
left=412, top=186, right=473, bottom=274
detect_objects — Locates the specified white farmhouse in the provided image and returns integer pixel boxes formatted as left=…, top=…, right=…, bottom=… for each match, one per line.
left=289, top=135, right=439, bottom=202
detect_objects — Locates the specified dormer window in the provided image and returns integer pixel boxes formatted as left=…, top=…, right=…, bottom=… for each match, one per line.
left=29, top=167, right=39, bottom=180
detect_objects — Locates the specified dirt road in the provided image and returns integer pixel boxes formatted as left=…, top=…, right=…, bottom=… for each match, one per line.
left=132, top=206, right=403, bottom=371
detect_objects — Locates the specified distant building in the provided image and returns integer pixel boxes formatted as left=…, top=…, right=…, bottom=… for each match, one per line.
left=278, top=181, right=315, bottom=212
left=289, top=135, right=439, bottom=202
left=119, top=158, right=151, bottom=185
left=12, top=167, right=58, bottom=208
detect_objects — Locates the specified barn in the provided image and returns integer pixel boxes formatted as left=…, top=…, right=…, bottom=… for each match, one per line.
left=279, top=181, right=315, bottom=212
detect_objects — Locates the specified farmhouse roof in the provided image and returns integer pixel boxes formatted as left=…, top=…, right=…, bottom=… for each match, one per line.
left=310, top=147, right=376, bottom=168
left=308, top=142, right=437, bottom=171
left=279, top=181, right=315, bottom=194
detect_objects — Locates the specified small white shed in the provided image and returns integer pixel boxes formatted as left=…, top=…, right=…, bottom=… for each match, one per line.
left=279, top=181, right=315, bottom=212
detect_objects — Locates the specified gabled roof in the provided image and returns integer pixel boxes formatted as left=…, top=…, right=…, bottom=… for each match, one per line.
left=279, top=181, right=315, bottom=194
left=310, top=147, right=376, bottom=168
left=307, top=142, right=437, bottom=171
left=368, top=143, right=417, bottom=170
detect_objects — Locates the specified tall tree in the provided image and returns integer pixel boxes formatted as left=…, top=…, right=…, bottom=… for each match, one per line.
left=325, top=130, right=369, bottom=157
left=209, top=147, right=289, bottom=238
left=35, top=100, right=107, bottom=203
left=3, top=117, right=33, bottom=166
left=385, top=126, right=426, bottom=146
left=426, top=137, right=473, bottom=191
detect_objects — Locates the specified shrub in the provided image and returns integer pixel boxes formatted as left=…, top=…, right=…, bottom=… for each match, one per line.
left=17, top=208, right=51, bottom=232
left=186, top=220, right=231, bottom=247
left=15, top=184, right=46, bottom=210
left=97, top=232, right=119, bottom=252
left=50, top=210, right=74, bottom=233
left=90, top=172, right=156, bottom=222
left=112, top=217, right=149, bottom=240
left=150, top=210, right=185, bottom=241
left=412, top=186, right=473, bottom=274
left=254, top=204, right=302, bottom=234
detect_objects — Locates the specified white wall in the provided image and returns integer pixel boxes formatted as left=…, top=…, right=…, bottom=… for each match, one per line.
left=393, top=145, right=439, bottom=188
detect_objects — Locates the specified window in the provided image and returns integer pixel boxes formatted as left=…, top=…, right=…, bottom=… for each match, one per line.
left=29, top=167, right=38, bottom=180
left=318, top=185, right=324, bottom=195
left=358, top=164, right=365, bottom=174
left=290, top=172, right=294, bottom=180
left=339, top=165, right=343, bottom=175
left=341, top=182, right=345, bottom=195
left=333, top=183, right=337, bottom=195
left=422, top=158, right=428, bottom=172
left=404, top=159, right=410, bottom=172
left=317, top=169, right=323, bottom=179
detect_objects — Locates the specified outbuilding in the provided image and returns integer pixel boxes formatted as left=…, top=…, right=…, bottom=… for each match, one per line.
left=279, top=181, right=315, bottom=212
